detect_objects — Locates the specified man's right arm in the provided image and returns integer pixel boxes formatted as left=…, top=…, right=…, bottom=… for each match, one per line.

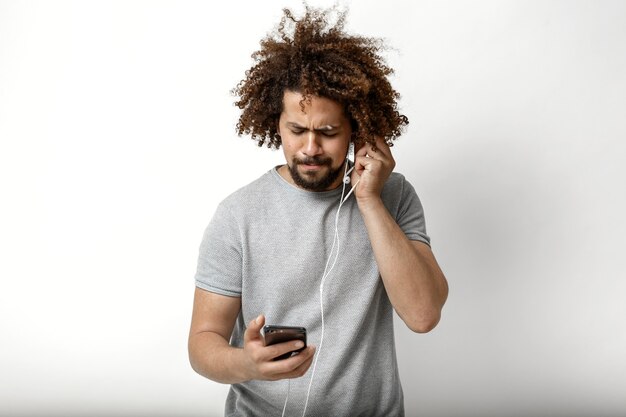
left=188, top=287, right=316, bottom=384
left=188, top=287, right=248, bottom=383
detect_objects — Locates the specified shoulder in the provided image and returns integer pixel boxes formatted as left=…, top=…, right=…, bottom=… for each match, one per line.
left=382, top=171, right=430, bottom=242
left=217, top=168, right=280, bottom=214
left=384, top=171, right=409, bottom=189
left=380, top=171, right=424, bottom=216
left=381, top=171, right=415, bottom=199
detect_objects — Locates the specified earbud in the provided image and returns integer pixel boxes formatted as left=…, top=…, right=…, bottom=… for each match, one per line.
left=343, top=166, right=354, bottom=184
left=342, top=141, right=355, bottom=185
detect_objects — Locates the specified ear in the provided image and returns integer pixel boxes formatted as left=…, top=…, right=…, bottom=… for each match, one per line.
left=274, top=118, right=283, bottom=144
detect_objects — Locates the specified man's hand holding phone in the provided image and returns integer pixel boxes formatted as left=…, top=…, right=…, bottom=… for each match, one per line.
left=241, top=314, right=315, bottom=382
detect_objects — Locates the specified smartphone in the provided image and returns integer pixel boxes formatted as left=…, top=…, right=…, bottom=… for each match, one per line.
left=262, top=325, right=307, bottom=361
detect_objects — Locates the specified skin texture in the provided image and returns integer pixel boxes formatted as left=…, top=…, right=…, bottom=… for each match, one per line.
left=188, top=91, right=449, bottom=385
left=277, top=90, right=353, bottom=191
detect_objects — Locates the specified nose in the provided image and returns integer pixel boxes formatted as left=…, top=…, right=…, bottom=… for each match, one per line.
left=302, top=131, right=323, bottom=157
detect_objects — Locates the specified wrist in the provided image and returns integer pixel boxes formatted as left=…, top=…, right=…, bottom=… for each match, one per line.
left=356, top=195, right=385, bottom=213
left=229, top=347, right=252, bottom=384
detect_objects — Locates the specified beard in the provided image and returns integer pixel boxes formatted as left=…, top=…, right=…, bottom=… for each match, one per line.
left=288, top=156, right=345, bottom=192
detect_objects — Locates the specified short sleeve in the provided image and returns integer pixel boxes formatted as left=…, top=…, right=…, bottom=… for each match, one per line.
left=396, top=177, right=431, bottom=246
left=194, top=202, right=243, bottom=297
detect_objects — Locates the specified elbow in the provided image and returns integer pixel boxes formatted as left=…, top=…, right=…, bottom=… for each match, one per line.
left=188, top=335, right=208, bottom=377
left=405, top=309, right=442, bottom=334
left=188, top=351, right=201, bottom=375
left=188, top=341, right=201, bottom=375
left=408, top=275, right=448, bottom=333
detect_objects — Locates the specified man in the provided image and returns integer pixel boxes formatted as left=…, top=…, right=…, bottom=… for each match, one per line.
left=188, top=6, right=448, bottom=416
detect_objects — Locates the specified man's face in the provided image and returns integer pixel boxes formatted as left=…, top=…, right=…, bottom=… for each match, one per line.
left=277, top=90, right=352, bottom=192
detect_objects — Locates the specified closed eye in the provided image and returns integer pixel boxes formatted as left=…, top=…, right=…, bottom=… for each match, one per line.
left=289, top=129, right=338, bottom=137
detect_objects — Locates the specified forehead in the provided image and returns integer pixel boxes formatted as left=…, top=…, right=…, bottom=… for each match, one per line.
left=281, top=90, right=348, bottom=124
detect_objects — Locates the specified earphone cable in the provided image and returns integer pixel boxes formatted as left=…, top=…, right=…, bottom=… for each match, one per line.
left=301, top=159, right=355, bottom=417
left=280, top=379, right=291, bottom=417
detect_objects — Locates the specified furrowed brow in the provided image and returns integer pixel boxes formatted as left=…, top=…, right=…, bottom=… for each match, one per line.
left=286, top=122, right=339, bottom=132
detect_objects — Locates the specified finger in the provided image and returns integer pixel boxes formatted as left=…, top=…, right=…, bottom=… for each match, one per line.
left=244, top=314, right=265, bottom=344
left=372, top=136, right=393, bottom=158
left=265, top=339, right=306, bottom=361
left=266, top=345, right=316, bottom=379
left=352, top=154, right=366, bottom=177
left=353, top=140, right=365, bottom=157
left=353, top=154, right=379, bottom=180
left=354, top=154, right=384, bottom=176
left=362, top=138, right=391, bottom=162
left=287, top=346, right=316, bottom=378
left=354, top=140, right=370, bottom=158
left=355, top=139, right=384, bottom=160
left=354, top=141, right=374, bottom=170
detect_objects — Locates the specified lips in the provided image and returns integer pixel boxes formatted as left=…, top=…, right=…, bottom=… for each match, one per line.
left=301, top=164, right=323, bottom=170
left=295, top=157, right=331, bottom=169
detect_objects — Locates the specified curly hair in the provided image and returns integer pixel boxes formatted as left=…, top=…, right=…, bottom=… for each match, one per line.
left=232, top=5, right=408, bottom=149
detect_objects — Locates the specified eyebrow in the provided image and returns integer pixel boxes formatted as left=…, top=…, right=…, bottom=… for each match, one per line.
left=286, top=122, right=339, bottom=132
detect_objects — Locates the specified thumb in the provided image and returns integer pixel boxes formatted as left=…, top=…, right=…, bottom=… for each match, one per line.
left=244, top=314, right=265, bottom=344
left=354, top=139, right=369, bottom=158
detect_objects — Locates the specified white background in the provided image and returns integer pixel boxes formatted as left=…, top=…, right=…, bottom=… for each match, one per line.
left=1, top=1, right=625, bottom=416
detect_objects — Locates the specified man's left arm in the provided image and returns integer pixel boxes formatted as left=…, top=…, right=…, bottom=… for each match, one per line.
left=352, top=138, right=449, bottom=333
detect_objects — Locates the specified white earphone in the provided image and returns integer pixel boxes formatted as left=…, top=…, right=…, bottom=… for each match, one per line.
left=343, top=166, right=354, bottom=184
left=342, top=142, right=356, bottom=184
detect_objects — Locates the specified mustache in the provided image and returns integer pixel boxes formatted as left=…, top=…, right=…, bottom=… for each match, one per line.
left=294, top=156, right=332, bottom=166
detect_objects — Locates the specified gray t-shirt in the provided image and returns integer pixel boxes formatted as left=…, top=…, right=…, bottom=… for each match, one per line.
left=195, top=167, right=430, bottom=417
